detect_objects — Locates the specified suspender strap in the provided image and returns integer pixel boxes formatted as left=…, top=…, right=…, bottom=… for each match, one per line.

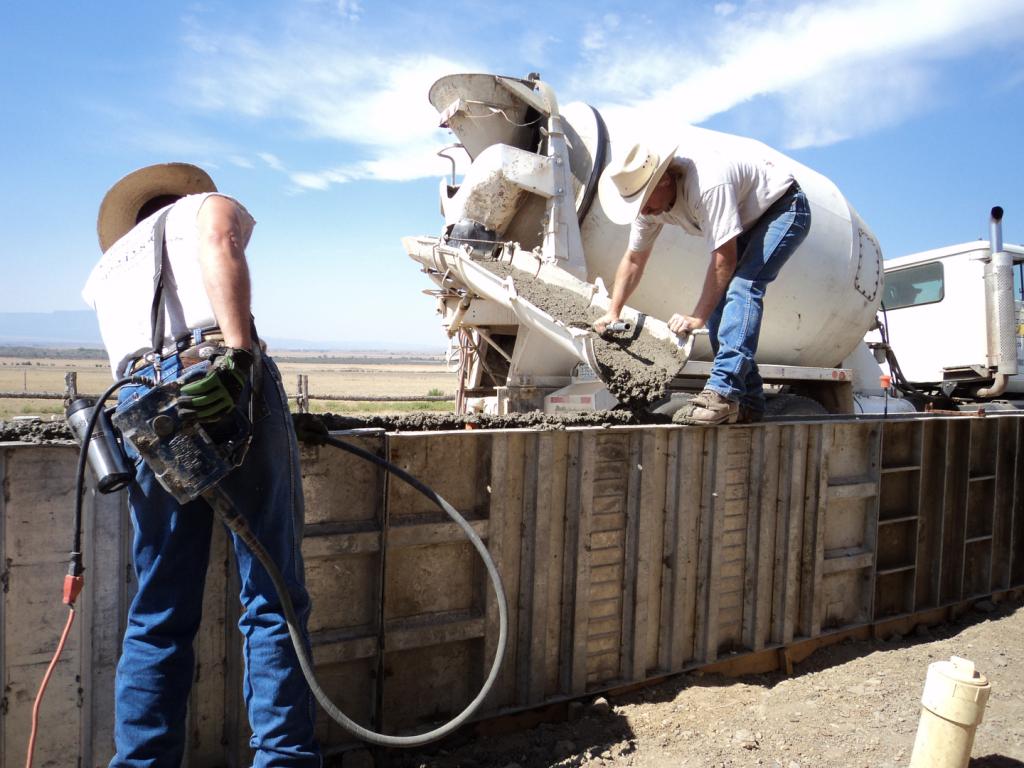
left=148, top=210, right=172, bottom=380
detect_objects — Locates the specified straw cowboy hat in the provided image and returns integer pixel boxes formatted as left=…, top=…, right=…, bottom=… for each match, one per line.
left=598, top=142, right=678, bottom=225
left=97, top=163, right=217, bottom=252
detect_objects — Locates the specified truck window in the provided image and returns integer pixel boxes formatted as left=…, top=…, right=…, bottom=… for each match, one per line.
left=882, top=262, right=944, bottom=310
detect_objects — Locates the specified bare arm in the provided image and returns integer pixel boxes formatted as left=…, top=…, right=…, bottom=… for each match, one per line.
left=196, top=195, right=252, bottom=350
left=667, top=237, right=737, bottom=334
left=593, top=247, right=652, bottom=332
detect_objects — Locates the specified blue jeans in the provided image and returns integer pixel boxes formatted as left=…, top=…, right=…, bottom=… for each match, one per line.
left=705, top=185, right=811, bottom=410
left=111, top=354, right=320, bottom=767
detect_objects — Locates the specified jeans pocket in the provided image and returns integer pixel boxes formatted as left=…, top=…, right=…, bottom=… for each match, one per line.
left=249, top=388, right=272, bottom=427
left=252, top=367, right=274, bottom=425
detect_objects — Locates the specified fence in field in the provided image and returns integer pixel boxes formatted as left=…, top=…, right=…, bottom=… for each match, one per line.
left=0, top=372, right=456, bottom=413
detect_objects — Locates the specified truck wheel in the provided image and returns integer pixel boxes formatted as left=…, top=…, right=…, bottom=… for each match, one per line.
left=764, top=394, right=830, bottom=418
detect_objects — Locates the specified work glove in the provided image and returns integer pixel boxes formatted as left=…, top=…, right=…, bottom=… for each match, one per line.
left=178, top=347, right=254, bottom=423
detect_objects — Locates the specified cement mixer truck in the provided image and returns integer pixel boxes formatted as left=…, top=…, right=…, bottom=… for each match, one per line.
left=403, top=73, right=1024, bottom=416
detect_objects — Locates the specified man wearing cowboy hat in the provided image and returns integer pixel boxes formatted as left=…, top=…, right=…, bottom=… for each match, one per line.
left=82, top=164, right=320, bottom=766
left=594, top=132, right=811, bottom=425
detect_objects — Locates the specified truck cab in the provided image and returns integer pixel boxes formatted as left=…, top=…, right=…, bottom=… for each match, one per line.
left=881, top=240, right=1024, bottom=397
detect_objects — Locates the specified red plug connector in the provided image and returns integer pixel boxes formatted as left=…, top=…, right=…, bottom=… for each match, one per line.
left=63, top=552, right=84, bottom=607
left=63, top=574, right=84, bottom=607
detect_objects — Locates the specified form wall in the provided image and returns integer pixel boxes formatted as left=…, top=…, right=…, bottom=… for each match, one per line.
left=2, top=416, right=1022, bottom=766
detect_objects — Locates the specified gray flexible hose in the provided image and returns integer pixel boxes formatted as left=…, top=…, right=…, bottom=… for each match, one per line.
left=203, top=434, right=508, bottom=747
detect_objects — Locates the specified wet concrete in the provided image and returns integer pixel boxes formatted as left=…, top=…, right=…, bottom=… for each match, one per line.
left=0, top=410, right=668, bottom=446
left=0, top=419, right=76, bottom=444
left=485, top=262, right=685, bottom=408
left=316, top=409, right=665, bottom=433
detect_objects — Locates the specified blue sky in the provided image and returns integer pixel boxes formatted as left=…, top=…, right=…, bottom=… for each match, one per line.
left=2, top=1, right=1023, bottom=350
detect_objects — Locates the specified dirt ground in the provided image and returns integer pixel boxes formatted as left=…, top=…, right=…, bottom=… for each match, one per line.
left=380, top=598, right=1023, bottom=768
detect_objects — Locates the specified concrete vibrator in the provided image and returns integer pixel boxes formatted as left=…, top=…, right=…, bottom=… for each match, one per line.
left=25, top=358, right=508, bottom=765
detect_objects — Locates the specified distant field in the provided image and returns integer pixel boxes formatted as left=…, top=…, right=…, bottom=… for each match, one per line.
left=0, top=355, right=459, bottom=420
left=0, top=356, right=111, bottom=419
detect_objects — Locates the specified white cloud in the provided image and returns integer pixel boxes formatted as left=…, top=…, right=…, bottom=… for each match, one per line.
left=185, top=42, right=467, bottom=149
left=781, top=63, right=934, bottom=149
left=289, top=171, right=332, bottom=191
left=578, top=0, right=1024, bottom=149
left=258, top=152, right=285, bottom=172
left=581, top=26, right=606, bottom=52
left=336, top=0, right=361, bottom=21
left=581, top=14, right=620, bottom=52
left=288, top=140, right=452, bottom=190
left=175, top=0, right=1024, bottom=191
left=520, top=31, right=559, bottom=68
left=178, top=18, right=480, bottom=190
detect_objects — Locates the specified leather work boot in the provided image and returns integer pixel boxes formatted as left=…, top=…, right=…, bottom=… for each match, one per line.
left=672, top=389, right=739, bottom=425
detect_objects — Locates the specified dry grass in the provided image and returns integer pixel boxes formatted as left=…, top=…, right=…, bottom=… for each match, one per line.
left=273, top=360, right=455, bottom=398
left=0, top=356, right=459, bottom=419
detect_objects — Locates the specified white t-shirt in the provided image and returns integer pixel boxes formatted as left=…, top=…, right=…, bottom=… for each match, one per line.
left=628, top=127, right=795, bottom=254
left=82, top=193, right=255, bottom=378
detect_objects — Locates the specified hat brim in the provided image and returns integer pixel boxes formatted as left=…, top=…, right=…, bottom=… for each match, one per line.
left=598, top=144, right=678, bottom=226
left=97, top=163, right=217, bottom=252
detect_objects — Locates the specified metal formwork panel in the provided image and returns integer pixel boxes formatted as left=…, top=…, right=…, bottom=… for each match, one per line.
left=294, top=433, right=385, bottom=755
left=3, top=414, right=1024, bottom=767
left=658, top=429, right=705, bottom=668
left=0, top=444, right=244, bottom=768
left=817, top=422, right=880, bottom=631
left=1, top=445, right=86, bottom=768
left=873, top=415, right=1024, bottom=621
left=585, top=431, right=631, bottom=685
left=379, top=431, right=493, bottom=735
left=991, top=418, right=1018, bottom=589
left=0, top=444, right=136, bottom=768
left=367, top=421, right=891, bottom=723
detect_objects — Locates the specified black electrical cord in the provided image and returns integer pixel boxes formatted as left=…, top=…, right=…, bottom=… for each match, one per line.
left=206, top=432, right=510, bottom=746
left=66, top=395, right=508, bottom=748
left=246, top=425, right=507, bottom=746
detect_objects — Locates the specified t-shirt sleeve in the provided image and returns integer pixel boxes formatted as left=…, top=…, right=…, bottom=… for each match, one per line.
left=627, top=215, right=664, bottom=253
left=700, top=183, right=743, bottom=251
left=196, top=193, right=256, bottom=248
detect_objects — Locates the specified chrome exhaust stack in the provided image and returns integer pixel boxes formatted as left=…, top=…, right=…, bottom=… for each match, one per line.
left=977, top=206, right=1017, bottom=397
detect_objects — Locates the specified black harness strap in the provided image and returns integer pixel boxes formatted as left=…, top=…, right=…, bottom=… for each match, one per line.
left=148, top=209, right=172, bottom=382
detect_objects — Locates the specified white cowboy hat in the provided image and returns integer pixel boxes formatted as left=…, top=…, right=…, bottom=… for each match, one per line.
left=96, top=163, right=217, bottom=252
left=598, top=142, right=678, bottom=225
